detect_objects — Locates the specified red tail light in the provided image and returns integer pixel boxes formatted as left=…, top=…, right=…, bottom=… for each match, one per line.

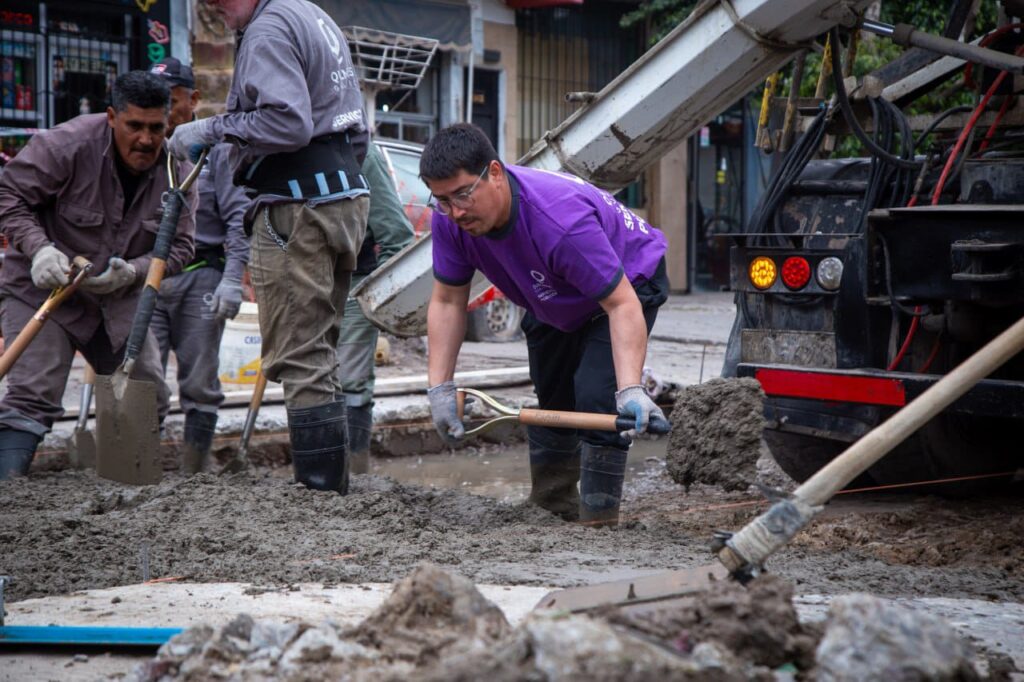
left=781, top=256, right=811, bottom=290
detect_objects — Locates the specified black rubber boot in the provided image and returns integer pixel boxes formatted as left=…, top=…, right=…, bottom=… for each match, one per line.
left=347, top=403, right=373, bottom=475
left=0, top=428, right=42, bottom=480
left=181, top=410, right=218, bottom=474
left=527, top=426, right=581, bottom=521
left=579, top=443, right=628, bottom=528
left=287, top=400, right=349, bottom=494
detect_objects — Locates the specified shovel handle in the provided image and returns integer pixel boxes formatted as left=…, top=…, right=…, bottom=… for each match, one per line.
left=122, top=152, right=209, bottom=369
left=0, top=257, right=92, bottom=381
left=240, top=370, right=268, bottom=451
left=455, top=387, right=671, bottom=436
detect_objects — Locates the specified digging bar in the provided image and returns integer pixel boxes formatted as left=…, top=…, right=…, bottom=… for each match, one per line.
left=535, top=313, right=1024, bottom=614
left=67, top=362, right=98, bottom=469
left=0, top=256, right=92, bottom=381
left=95, top=150, right=208, bottom=485
left=219, top=368, right=267, bottom=474
left=455, top=387, right=672, bottom=436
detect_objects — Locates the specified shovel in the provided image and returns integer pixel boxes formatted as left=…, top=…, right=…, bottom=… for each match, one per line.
left=67, top=363, right=97, bottom=469
left=535, top=313, right=1024, bottom=614
left=95, top=151, right=208, bottom=485
left=219, top=369, right=267, bottom=474
left=0, top=256, right=92, bottom=381
left=455, top=387, right=672, bottom=437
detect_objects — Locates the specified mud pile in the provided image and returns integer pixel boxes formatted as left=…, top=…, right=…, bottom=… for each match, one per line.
left=665, top=378, right=779, bottom=491
left=134, top=565, right=989, bottom=681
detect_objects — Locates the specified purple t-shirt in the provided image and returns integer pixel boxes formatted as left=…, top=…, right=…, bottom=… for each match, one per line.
left=432, top=165, right=668, bottom=332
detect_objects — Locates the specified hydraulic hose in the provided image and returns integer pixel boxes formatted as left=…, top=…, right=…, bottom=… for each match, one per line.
left=829, top=27, right=923, bottom=170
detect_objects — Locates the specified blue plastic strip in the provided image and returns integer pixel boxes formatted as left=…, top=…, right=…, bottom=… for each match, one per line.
left=288, top=179, right=302, bottom=199
left=0, top=625, right=184, bottom=647
left=315, top=172, right=329, bottom=196
left=337, top=170, right=350, bottom=191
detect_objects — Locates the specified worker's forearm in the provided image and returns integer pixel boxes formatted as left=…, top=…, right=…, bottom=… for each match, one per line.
left=608, top=305, right=648, bottom=389
left=427, top=298, right=467, bottom=386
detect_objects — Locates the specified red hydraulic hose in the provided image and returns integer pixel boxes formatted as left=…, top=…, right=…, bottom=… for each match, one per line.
left=964, top=23, right=1024, bottom=89
left=930, top=69, right=1009, bottom=205
left=978, top=95, right=1012, bottom=153
left=887, top=311, right=920, bottom=371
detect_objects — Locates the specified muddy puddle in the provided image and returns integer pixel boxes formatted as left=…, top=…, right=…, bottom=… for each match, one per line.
left=371, top=439, right=667, bottom=502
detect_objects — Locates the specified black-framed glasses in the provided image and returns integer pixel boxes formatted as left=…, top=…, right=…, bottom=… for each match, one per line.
left=429, top=166, right=488, bottom=215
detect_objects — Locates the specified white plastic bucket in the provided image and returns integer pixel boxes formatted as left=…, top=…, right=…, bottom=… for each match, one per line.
left=218, top=301, right=262, bottom=389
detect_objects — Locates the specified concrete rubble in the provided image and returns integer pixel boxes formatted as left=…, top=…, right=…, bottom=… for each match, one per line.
left=130, top=564, right=999, bottom=682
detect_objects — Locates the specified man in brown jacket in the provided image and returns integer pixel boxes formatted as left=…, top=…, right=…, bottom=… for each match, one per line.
left=0, top=71, right=196, bottom=479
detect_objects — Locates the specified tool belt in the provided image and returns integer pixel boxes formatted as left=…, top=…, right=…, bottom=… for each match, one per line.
left=182, top=244, right=226, bottom=272
left=238, top=131, right=369, bottom=200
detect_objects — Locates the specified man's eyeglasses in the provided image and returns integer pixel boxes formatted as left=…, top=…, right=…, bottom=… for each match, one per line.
left=430, top=166, right=488, bottom=216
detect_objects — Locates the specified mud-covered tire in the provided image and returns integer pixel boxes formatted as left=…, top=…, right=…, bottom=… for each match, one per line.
left=763, top=429, right=874, bottom=488
left=466, top=299, right=524, bottom=342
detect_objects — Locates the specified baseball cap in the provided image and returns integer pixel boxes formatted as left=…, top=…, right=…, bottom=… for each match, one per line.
left=149, top=57, right=195, bottom=89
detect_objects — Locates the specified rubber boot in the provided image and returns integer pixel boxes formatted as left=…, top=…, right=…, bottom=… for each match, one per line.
left=287, top=400, right=349, bottom=494
left=579, top=443, right=627, bottom=528
left=0, top=428, right=42, bottom=480
left=527, top=426, right=581, bottom=521
left=347, top=403, right=373, bottom=475
left=181, top=410, right=218, bottom=474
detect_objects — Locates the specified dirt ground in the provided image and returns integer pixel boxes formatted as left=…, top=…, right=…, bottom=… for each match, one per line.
left=2, top=458, right=1021, bottom=607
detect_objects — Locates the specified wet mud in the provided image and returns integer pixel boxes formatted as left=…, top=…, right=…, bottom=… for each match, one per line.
left=665, top=378, right=769, bottom=491
left=1, top=463, right=1021, bottom=607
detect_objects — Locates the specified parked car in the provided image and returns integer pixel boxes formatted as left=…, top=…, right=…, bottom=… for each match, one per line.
left=376, top=138, right=524, bottom=342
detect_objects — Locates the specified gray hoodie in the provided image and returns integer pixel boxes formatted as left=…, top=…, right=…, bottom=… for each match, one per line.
left=210, top=0, right=367, bottom=186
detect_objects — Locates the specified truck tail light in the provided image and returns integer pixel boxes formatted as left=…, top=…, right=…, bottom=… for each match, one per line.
left=816, top=256, right=844, bottom=291
left=781, top=256, right=811, bottom=290
left=749, top=256, right=777, bottom=290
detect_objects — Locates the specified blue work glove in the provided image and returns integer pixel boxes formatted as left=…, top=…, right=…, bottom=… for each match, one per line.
left=167, top=117, right=216, bottom=162
left=80, top=257, right=137, bottom=295
left=210, top=276, right=243, bottom=321
left=30, top=245, right=71, bottom=290
left=614, top=384, right=667, bottom=438
left=427, top=380, right=465, bottom=446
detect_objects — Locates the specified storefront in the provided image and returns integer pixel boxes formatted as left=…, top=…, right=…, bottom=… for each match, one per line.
left=1, top=0, right=178, bottom=160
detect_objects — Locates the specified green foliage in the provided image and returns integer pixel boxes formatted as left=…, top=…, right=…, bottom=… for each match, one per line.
left=620, top=0, right=698, bottom=44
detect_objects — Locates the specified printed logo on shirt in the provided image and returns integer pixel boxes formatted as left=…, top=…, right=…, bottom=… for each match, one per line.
left=600, top=191, right=649, bottom=235
left=530, top=270, right=558, bottom=302
left=332, top=109, right=363, bottom=130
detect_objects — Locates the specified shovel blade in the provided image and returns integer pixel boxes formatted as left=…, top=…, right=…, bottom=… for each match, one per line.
left=533, top=563, right=730, bottom=615
left=94, top=375, right=161, bottom=485
left=68, top=428, right=97, bottom=470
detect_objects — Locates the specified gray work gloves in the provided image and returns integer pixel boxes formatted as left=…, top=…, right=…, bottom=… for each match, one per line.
left=615, top=384, right=667, bottom=438
left=80, top=257, right=137, bottom=295
left=210, top=276, right=243, bottom=321
left=30, top=245, right=71, bottom=290
left=427, top=380, right=465, bottom=446
left=167, top=117, right=216, bottom=162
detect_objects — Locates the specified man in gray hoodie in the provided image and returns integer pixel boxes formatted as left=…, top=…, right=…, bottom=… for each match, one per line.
left=169, top=0, right=369, bottom=493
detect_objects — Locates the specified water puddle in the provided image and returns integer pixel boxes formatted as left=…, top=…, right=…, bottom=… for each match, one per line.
left=372, top=439, right=668, bottom=502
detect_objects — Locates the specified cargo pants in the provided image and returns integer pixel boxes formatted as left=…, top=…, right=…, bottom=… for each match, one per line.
left=335, top=274, right=378, bottom=408
left=150, top=266, right=226, bottom=415
left=0, top=296, right=168, bottom=435
left=249, top=197, right=369, bottom=408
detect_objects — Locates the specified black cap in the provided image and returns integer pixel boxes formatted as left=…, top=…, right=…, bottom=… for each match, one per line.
left=149, top=57, right=195, bottom=89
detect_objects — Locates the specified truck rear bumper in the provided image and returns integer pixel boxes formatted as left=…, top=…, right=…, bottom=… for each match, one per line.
left=737, top=363, right=1024, bottom=420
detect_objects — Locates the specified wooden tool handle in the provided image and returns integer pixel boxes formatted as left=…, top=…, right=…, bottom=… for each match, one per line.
left=519, top=408, right=621, bottom=431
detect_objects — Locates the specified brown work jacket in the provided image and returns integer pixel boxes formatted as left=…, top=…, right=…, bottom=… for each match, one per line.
left=0, top=113, right=196, bottom=349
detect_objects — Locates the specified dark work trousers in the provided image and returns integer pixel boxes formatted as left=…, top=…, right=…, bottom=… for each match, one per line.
left=0, top=295, right=169, bottom=435
left=522, top=258, right=669, bottom=451
left=151, top=266, right=226, bottom=416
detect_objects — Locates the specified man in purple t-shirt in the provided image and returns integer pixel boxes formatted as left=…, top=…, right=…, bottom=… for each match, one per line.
left=421, top=123, right=670, bottom=527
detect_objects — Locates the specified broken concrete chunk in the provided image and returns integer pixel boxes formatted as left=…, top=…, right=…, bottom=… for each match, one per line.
left=349, top=561, right=511, bottom=664
left=815, top=594, right=979, bottom=681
